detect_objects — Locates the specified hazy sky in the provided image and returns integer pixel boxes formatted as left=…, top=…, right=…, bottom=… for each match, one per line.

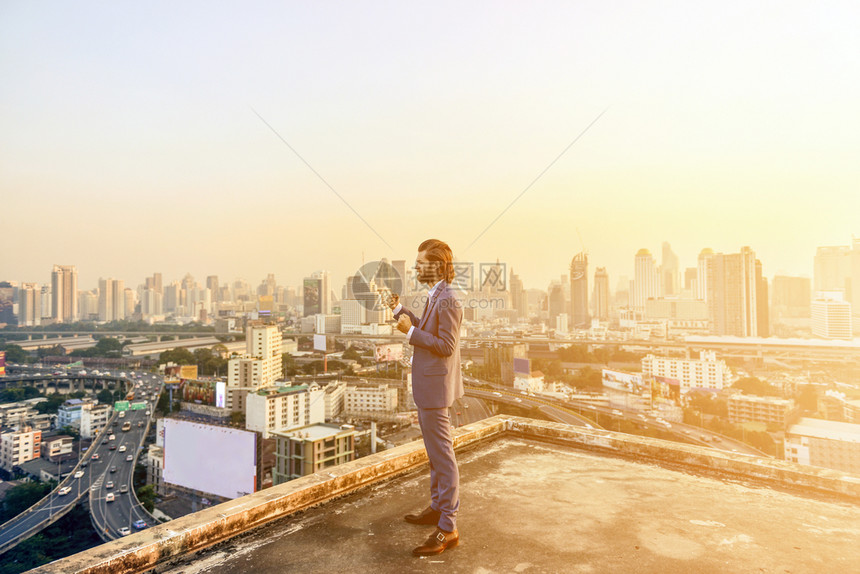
left=2, top=2, right=858, bottom=292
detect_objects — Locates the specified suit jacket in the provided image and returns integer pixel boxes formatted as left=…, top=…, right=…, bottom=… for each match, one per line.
left=395, top=281, right=464, bottom=409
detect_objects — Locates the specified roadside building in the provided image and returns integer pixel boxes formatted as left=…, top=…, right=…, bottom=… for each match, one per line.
left=727, top=394, right=796, bottom=429
left=271, top=423, right=356, bottom=485
left=784, top=418, right=860, bottom=475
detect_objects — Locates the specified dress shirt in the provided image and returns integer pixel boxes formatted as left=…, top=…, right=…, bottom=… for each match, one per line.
left=394, top=279, right=445, bottom=344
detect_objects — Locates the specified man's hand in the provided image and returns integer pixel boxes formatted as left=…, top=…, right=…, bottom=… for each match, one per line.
left=396, top=314, right=412, bottom=334
left=385, top=293, right=400, bottom=311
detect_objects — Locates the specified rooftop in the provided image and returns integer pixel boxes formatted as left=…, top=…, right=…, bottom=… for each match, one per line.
left=787, top=417, right=860, bottom=442
left=32, top=417, right=860, bottom=574
left=273, top=423, right=354, bottom=441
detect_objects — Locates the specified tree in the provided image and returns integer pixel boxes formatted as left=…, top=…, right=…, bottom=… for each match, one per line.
left=732, top=377, right=780, bottom=397
left=157, top=348, right=195, bottom=366
left=0, top=482, right=52, bottom=522
left=97, top=389, right=114, bottom=405
left=282, top=353, right=298, bottom=377
left=342, top=347, right=362, bottom=361
left=0, top=344, right=29, bottom=364
left=796, top=385, right=818, bottom=413
left=136, top=485, right=156, bottom=513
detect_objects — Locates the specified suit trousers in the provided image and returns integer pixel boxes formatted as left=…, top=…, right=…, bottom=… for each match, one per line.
left=417, top=406, right=459, bottom=532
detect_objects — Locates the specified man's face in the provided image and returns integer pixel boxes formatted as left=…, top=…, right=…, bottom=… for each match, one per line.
left=415, top=250, right=441, bottom=285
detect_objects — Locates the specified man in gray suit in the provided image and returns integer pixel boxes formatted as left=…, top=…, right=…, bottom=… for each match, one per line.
left=386, top=238, right=464, bottom=557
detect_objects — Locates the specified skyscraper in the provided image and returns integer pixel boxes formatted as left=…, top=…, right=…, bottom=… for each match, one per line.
left=661, top=242, right=679, bottom=296
left=98, top=278, right=126, bottom=322
left=51, top=265, right=78, bottom=323
left=509, top=268, right=526, bottom=319
left=813, top=245, right=851, bottom=294
left=593, top=267, right=610, bottom=321
left=206, top=276, right=220, bottom=303
left=706, top=246, right=765, bottom=337
left=18, top=283, right=39, bottom=327
left=569, top=253, right=589, bottom=328
left=696, top=248, right=714, bottom=301
left=634, top=249, right=659, bottom=310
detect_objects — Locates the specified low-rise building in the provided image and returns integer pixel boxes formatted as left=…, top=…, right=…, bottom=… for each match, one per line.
left=245, top=384, right=325, bottom=439
left=727, top=394, right=796, bottom=428
left=344, top=383, right=398, bottom=418
left=642, top=351, right=731, bottom=394
left=147, top=445, right=165, bottom=495
left=80, top=403, right=112, bottom=439
left=0, top=426, right=42, bottom=472
left=324, top=381, right=347, bottom=421
left=40, top=435, right=73, bottom=462
left=784, top=417, right=860, bottom=475
left=271, top=423, right=356, bottom=485
left=56, top=397, right=96, bottom=430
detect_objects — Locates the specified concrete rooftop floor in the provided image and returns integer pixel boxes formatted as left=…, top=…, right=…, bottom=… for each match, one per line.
left=158, top=437, right=860, bottom=574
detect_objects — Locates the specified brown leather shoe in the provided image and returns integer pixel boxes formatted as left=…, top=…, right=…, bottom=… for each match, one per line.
left=404, top=506, right=441, bottom=525
left=412, top=527, right=459, bottom=556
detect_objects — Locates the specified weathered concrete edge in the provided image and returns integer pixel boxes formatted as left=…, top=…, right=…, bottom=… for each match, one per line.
left=502, top=416, right=860, bottom=501
left=29, top=415, right=859, bottom=574
left=29, top=417, right=506, bottom=574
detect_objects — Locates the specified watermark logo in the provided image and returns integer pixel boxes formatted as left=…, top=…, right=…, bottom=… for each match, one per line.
left=480, top=262, right=506, bottom=291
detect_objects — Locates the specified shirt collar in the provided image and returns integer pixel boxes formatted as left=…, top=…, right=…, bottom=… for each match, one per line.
left=427, top=279, right=446, bottom=299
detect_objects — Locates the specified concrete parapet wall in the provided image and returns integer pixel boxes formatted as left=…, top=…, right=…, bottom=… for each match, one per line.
left=29, top=415, right=858, bottom=574
left=29, top=417, right=505, bottom=574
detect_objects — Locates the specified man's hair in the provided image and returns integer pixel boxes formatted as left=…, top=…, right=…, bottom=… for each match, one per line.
left=418, top=238, right=455, bottom=283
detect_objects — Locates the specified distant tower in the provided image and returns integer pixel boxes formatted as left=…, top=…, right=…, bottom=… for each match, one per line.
left=634, top=249, right=659, bottom=311
left=51, top=265, right=78, bottom=323
left=707, top=246, right=763, bottom=337
left=697, top=248, right=714, bottom=301
left=661, top=242, right=679, bottom=296
left=593, top=267, right=610, bottom=321
left=569, top=253, right=589, bottom=328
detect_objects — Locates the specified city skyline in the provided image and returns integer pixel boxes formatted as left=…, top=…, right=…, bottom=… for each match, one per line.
left=2, top=2, right=859, bottom=293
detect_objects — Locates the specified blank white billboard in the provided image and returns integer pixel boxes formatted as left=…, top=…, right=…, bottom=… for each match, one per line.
left=163, top=419, right=256, bottom=499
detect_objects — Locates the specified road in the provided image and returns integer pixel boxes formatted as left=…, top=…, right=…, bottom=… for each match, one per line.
left=0, top=370, right=162, bottom=554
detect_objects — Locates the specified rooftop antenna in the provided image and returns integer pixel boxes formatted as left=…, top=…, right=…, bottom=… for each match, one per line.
left=577, top=227, right=588, bottom=256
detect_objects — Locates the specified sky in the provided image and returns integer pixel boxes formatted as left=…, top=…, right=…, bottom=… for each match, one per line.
left=2, top=1, right=859, bottom=293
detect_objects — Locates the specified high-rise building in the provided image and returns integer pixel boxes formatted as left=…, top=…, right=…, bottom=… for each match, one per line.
left=813, top=245, right=851, bottom=295
left=509, top=268, right=526, bottom=319
left=312, top=271, right=331, bottom=314
left=206, top=276, right=220, bottom=303
left=661, top=242, right=679, bottom=296
left=756, top=260, right=770, bottom=337
left=811, top=297, right=852, bottom=339
left=145, top=273, right=163, bottom=295
left=18, top=283, right=39, bottom=326
left=51, top=264, right=78, bottom=322
left=634, top=249, right=659, bottom=310
left=98, top=278, right=126, bottom=322
left=40, top=285, right=52, bottom=321
left=78, top=290, right=98, bottom=321
left=569, top=253, right=589, bottom=328
left=684, top=268, right=697, bottom=292
left=771, top=276, right=811, bottom=321
left=592, top=267, right=610, bottom=321
left=852, top=238, right=860, bottom=330
left=226, top=324, right=284, bottom=412
left=706, top=247, right=765, bottom=337
left=548, top=283, right=564, bottom=321
left=696, top=248, right=714, bottom=301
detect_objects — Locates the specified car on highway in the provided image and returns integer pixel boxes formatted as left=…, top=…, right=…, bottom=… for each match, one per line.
left=58, top=486, right=72, bottom=496
left=109, top=434, right=115, bottom=440
left=106, top=481, right=114, bottom=489
left=74, top=470, right=84, bottom=479
left=120, top=484, right=129, bottom=493
left=119, top=445, right=127, bottom=452
left=102, top=438, right=109, bottom=444
left=110, top=465, right=117, bottom=473
left=119, top=527, right=131, bottom=536
left=612, top=409, right=624, bottom=416
left=133, top=519, right=147, bottom=530
left=126, top=454, right=133, bottom=462
left=492, top=392, right=502, bottom=397
left=106, top=493, right=115, bottom=502
left=109, top=444, right=116, bottom=450
left=92, top=453, right=100, bottom=460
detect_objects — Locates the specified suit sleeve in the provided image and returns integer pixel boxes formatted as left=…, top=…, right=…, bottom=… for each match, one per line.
left=409, top=293, right=462, bottom=357
left=394, top=305, right=421, bottom=327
